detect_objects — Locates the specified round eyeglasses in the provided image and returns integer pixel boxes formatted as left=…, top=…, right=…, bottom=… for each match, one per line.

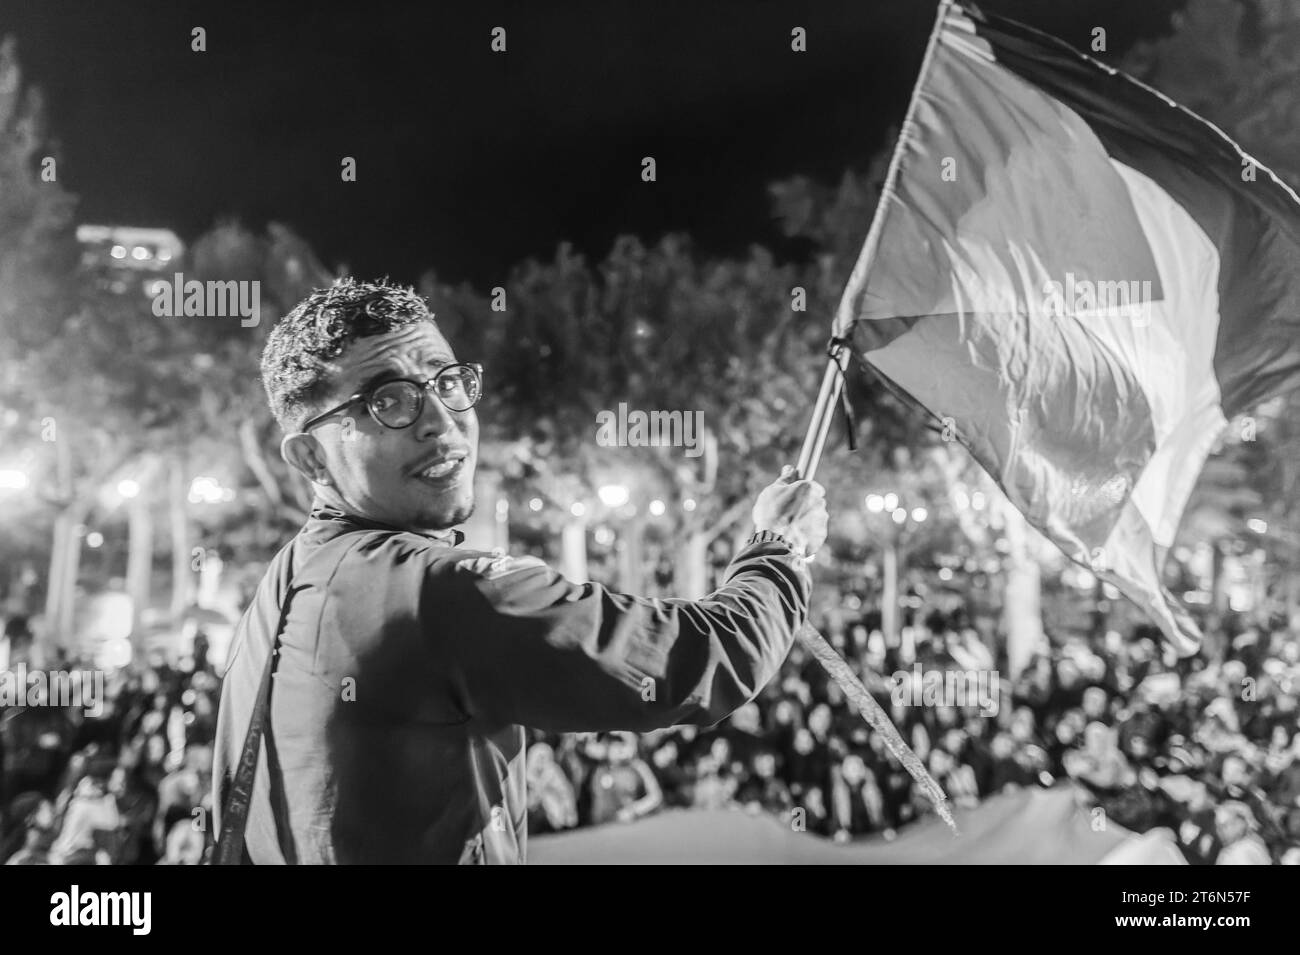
left=302, top=362, right=483, bottom=432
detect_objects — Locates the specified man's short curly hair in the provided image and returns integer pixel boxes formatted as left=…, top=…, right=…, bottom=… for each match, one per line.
left=261, top=278, right=437, bottom=431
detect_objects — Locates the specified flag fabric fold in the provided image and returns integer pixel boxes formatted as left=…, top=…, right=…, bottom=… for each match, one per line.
left=837, top=0, right=1300, bottom=655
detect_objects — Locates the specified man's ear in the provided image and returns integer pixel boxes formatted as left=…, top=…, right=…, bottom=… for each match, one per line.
left=281, top=432, right=333, bottom=486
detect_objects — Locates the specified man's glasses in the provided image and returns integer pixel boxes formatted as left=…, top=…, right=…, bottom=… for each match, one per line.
left=302, top=362, right=483, bottom=432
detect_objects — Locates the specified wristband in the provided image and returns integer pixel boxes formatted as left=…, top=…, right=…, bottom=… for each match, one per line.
left=746, top=529, right=795, bottom=550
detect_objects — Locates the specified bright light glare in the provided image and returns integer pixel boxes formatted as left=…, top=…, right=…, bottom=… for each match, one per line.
left=0, top=469, right=29, bottom=491
left=597, top=484, right=630, bottom=508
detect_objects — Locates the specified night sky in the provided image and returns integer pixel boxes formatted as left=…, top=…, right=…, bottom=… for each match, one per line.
left=2, top=0, right=1188, bottom=288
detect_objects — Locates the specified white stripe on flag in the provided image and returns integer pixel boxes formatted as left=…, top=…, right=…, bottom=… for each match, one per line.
left=1095, top=160, right=1228, bottom=549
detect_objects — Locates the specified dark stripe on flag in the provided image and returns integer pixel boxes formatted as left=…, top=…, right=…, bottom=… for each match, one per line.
left=965, top=3, right=1300, bottom=416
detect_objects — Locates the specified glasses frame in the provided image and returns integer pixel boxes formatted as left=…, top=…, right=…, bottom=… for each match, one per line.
left=301, top=362, right=483, bottom=432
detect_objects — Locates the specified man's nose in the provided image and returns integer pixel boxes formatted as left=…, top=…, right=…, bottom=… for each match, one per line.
left=414, top=385, right=458, bottom=439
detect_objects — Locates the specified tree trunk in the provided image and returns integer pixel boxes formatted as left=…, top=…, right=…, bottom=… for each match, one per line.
left=126, top=489, right=153, bottom=654
left=198, top=549, right=224, bottom=608
left=616, top=514, right=646, bottom=593
left=882, top=541, right=899, bottom=649
left=44, top=509, right=68, bottom=645
left=680, top=531, right=709, bottom=600
left=561, top=518, right=588, bottom=583
left=1002, top=503, right=1045, bottom=679
left=170, top=455, right=191, bottom=620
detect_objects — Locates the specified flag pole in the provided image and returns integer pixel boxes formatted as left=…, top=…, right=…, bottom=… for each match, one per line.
left=789, top=0, right=958, bottom=833
left=792, top=371, right=956, bottom=832
left=794, top=344, right=848, bottom=481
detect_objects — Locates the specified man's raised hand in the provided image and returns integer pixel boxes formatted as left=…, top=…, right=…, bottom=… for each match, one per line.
left=752, top=465, right=829, bottom=558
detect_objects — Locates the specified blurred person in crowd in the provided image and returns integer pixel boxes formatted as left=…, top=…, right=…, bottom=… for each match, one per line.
left=786, top=726, right=829, bottom=804
left=1008, top=707, right=1043, bottom=756
left=4, top=823, right=55, bottom=865
left=1211, top=751, right=1284, bottom=848
left=1215, top=800, right=1271, bottom=865
left=946, top=625, right=995, bottom=673
left=737, top=747, right=793, bottom=816
left=647, top=736, right=694, bottom=808
left=1014, top=655, right=1054, bottom=717
left=807, top=703, right=834, bottom=747
left=830, top=754, right=881, bottom=839
left=960, top=717, right=996, bottom=795
left=691, top=750, right=738, bottom=811
left=524, top=743, right=578, bottom=834
left=157, top=818, right=207, bottom=865
left=215, top=279, right=826, bottom=863
left=1265, top=729, right=1300, bottom=842
left=1160, top=776, right=1220, bottom=865
left=585, top=732, right=662, bottom=825
left=796, top=784, right=831, bottom=836
left=4, top=693, right=73, bottom=797
left=1, top=793, right=53, bottom=864
left=1081, top=686, right=1111, bottom=724
left=109, top=763, right=159, bottom=866
left=50, top=774, right=120, bottom=865
left=1048, top=709, right=1086, bottom=766
left=879, top=750, right=917, bottom=829
left=937, top=732, right=981, bottom=809
left=720, top=701, right=764, bottom=766
left=910, top=722, right=931, bottom=765
left=154, top=744, right=211, bottom=852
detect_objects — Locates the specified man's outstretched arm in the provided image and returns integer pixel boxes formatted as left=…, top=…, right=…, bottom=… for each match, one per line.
left=439, top=469, right=826, bottom=733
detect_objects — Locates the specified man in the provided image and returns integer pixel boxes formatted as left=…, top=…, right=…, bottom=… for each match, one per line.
left=213, top=278, right=827, bottom=863
left=1214, top=800, right=1272, bottom=865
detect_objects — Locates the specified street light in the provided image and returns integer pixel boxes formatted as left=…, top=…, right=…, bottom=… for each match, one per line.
left=865, top=494, right=885, bottom=513
left=117, top=479, right=140, bottom=499
left=598, top=484, right=630, bottom=509
left=0, top=468, right=29, bottom=492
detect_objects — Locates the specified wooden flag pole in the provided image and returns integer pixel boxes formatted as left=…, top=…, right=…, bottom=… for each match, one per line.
left=791, top=347, right=957, bottom=833
left=794, top=344, right=848, bottom=481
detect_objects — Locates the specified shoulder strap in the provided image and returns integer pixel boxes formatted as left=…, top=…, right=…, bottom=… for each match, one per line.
left=213, top=564, right=297, bottom=865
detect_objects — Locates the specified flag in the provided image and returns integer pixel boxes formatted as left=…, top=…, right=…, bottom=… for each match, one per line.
left=835, top=0, right=1300, bottom=655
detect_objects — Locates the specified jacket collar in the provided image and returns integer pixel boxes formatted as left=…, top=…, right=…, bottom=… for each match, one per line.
left=305, top=499, right=465, bottom=546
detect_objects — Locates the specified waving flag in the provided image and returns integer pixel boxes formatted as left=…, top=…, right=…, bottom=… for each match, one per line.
left=836, top=1, right=1300, bottom=655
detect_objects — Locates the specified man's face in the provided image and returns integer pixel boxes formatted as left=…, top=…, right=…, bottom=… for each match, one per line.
left=1216, top=814, right=1246, bottom=844
left=299, top=322, right=479, bottom=531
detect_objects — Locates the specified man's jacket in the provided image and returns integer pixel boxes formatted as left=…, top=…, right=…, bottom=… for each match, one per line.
left=213, top=502, right=810, bottom=864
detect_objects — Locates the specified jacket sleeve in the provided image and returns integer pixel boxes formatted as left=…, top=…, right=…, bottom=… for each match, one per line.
left=435, top=540, right=811, bottom=733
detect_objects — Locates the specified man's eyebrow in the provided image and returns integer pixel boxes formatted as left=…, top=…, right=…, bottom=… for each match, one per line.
left=353, top=355, right=455, bottom=394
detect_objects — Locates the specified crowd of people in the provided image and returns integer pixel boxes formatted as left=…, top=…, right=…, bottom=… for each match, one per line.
left=2, top=608, right=1298, bottom=864
left=526, top=612, right=1300, bottom=865
left=1, top=624, right=218, bottom=866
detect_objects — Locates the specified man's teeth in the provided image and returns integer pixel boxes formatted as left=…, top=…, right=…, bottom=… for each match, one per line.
left=420, top=459, right=460, bottom=478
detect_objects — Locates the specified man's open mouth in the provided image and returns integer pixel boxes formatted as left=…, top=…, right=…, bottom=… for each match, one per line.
left=410, top=451, right=468, bottom=483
